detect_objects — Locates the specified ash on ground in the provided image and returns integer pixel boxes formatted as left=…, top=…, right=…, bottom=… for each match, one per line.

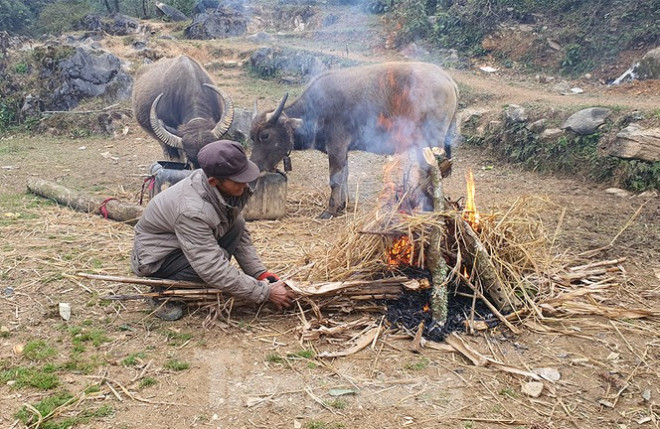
left=385, top=272, right=499, bottom=342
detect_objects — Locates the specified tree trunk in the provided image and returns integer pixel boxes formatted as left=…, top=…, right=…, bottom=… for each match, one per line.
left=27, top=179, right=143, bottom=224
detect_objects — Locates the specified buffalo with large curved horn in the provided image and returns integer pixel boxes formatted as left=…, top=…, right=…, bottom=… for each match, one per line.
left=132, top=55, right=235, bottom=168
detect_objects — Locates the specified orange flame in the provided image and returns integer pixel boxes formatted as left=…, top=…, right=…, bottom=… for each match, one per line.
left=462, top=169, right=480, bottom=229
left=388, top=235, right=415, bottom=266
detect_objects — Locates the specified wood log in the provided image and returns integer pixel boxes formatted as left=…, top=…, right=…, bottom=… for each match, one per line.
left=457, top=217, right=522, bottom=313
left=27, top=179, right=143, bottom=224
left=422, top=147, right=450, bottom=323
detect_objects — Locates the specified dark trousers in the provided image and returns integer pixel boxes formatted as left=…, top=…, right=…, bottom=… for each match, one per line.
left=150, top=217, right=245, bottom=282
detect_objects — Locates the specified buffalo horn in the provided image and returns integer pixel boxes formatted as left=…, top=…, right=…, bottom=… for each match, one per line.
left=203, top=84, right=235, bottom=139
left=149, top=93, right=183, bottom=149
left=267, top=92, right=288, bottom=124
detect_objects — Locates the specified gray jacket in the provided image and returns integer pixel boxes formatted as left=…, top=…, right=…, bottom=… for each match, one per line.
left=131, top=169, right=270, bottom=303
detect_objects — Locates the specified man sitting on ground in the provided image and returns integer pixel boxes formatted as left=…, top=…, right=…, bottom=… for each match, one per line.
left=131, top=140, right=293, bottom=320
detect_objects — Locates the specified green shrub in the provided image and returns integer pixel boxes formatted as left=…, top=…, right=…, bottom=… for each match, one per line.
left=37, top=0, right=93, bottom=35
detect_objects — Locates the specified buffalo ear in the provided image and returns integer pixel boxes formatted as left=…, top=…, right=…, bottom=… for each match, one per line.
left=288, top=118, right=303, bottom=130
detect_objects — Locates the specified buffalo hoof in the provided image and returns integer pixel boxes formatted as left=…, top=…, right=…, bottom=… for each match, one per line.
left=317, top=211, right=335, bottom=220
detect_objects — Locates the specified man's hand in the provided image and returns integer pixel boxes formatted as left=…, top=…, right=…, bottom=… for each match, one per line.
left=268, top=281, right=293, bottom=309
left=258, top=271, right=280, bottom=283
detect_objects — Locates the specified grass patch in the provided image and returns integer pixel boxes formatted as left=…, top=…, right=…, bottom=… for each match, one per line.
left=266, top=353, right=285, bottom=364
left=61, top=354, right=104, bottom=374
left=1, top=365, right=59, bottom=390
left=121, top=352, right=147, bottom=367
left=16, top=391, right=113, bottom=429
left=164, top=359, right=190, bottom=371
left=23, top=340, right=57, bottom=361
left=499, top=387, right=517, bottom=398
left=162, top=330, right=193, bottom=346
left=286, top=349, right=316, bottom=359
left=68, top=326, right=111, bottom=348
left=0, top=194, right=53, bottom=225
left=139, top=377, right=158, bottom=389
left=326, top=398, right=348, bottom=409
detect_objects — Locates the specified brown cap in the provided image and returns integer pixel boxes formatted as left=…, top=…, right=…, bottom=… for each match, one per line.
left=198, top=140, right=260, bottom=183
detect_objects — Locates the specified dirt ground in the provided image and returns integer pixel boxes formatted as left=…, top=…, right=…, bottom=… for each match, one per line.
left=2, top=7, right=660, bottom=429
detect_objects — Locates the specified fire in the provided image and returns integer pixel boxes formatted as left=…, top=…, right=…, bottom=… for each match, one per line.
left=462, top=169, right=481, bottom=229
left=388, top=235, right=415, bottom=266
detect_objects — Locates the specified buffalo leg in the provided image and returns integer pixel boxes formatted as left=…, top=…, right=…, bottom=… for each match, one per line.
left=320, top=151, right=349, bottom=219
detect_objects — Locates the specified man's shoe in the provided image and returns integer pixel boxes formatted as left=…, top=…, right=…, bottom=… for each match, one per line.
left=152, top=300, right=185, bottom=321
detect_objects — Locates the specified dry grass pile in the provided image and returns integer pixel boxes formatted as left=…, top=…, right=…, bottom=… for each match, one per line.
left=295, top=194, right=658, bottom=331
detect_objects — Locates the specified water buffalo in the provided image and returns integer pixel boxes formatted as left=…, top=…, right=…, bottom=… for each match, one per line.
left=132, top=54, right=234, bottom=167
left=249, top=61, right=459, bottom=218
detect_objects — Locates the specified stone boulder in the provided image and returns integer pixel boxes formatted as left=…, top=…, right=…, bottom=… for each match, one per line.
left=562, top=107, right=611, bottom=135
left=193, top=0, right=220, bottom=14
left=248, top=47, right=331, bottom=82
left=76, top=13, right=140, bottom=36
left=155, top=1, right=187, bottom=22
left=608, top=124, right=660, bottom=162
left=52, top=47, right=133, bottom=110
left=636, top=47, right=660, bottom=80
left=504, top=104, right=527, bottom=123
left=184, top=7, right=247, bottom=39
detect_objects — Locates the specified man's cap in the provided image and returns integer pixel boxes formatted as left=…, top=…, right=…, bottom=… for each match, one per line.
left=198, top=140, right=260, bottom=183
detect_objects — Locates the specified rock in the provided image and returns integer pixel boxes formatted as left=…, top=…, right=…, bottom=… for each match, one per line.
left=552, top=81, right=571, bottom=94
left=193, top=0, right=220, bottom=14
left=608, top=125, right=660, bottom=162
left=534, top=367, right=561, bottom=382
left=76, top=13, right=140, bottom=36
left=20, top=94, right=43, bottom=118
left=155, top=1, right=188, bottom=22
left=248, top=47, right=329, bottom=81
left=459, top=108, right=488, bottom=137
left=522, top=381, right=544, bottom=398
left=184, top=8, right=248, bottom=39
left=487, top=120, right=503, bottom=134
left=52, top=47, right=133, bottom=110
left=540, top=128, right=564, bottom=142
left=505, top=104, right=527, bottom=123
left=246, top=31, right=273, bottom=43
left=605, top=188, right=631, bottom=198
left=636, top=47, right=660, bottom=80
left=527, top=119, right=546, bottom=133
left=562, top=107, right=611, bottom=135
left=132, top=39, right=147, bottom=50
